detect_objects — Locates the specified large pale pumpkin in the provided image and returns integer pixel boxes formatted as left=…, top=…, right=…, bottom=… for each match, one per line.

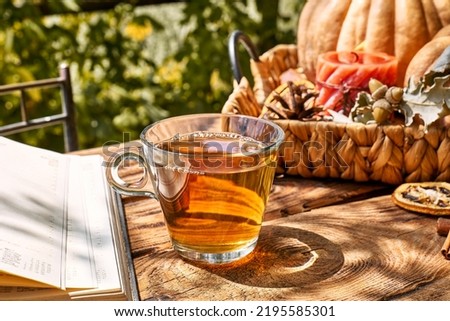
left=404, top=25, right=450, bottom=84
left=297, top=0, right=450, bottom=86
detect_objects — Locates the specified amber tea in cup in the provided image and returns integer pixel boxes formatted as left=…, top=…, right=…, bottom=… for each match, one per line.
left=106, top=114, right=284, bottom=264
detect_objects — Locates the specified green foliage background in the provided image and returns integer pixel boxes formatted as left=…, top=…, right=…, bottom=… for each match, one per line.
left=0, top=0, right=304, bottom=151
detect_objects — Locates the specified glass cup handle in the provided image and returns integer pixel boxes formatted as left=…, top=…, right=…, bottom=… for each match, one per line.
left=106, top=150, right=156, bottom=198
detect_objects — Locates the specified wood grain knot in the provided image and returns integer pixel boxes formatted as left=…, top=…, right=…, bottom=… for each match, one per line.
left=199, top=225, right=344, bottom=288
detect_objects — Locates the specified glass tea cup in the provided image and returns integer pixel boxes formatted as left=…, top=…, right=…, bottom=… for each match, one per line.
left=106, top=113, right=284, bottom=264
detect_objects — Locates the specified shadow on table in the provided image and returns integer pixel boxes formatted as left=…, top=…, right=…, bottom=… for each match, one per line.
left=193, top=225, right=344, bottom=288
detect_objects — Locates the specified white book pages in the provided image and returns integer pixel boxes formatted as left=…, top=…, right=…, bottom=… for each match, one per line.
left=0, top=137, right=67, bottom=289
left=64, top=156, right=97, bottom=289
left=0, top=137, right=122, bottom=295
left=67, top=154, right=122, bottom=294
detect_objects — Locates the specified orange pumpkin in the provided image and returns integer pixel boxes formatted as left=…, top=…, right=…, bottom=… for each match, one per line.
left=404, top=25, right=450, bottom=84
left=297, top=0, right=450, bottom=86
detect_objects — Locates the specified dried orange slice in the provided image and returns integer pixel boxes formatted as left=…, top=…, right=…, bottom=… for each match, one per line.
left=391, top=182, right=450, bottom=215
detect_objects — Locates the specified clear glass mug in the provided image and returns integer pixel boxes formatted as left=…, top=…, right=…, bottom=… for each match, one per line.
left=106, top=113, right=284, bottom=264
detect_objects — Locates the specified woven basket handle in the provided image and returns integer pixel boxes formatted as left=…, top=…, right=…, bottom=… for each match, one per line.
left=228, top=30, right=260, bottom=82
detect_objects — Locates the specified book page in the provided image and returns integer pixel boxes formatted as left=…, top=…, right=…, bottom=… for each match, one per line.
left=0, top=137, right=67, bottom=289
left=0, top=284, right=70, bottom=300
left=68, top=155, right=122, bottom=294
left=64, top=156, right=97, bottom=289
left=0, top=137, right=126, bottom=299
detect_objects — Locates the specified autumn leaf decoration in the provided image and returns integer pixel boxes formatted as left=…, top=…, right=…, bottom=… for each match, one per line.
left=402, top=46, right=450, bottom=129
left=349, top=47, right=450, bottom=128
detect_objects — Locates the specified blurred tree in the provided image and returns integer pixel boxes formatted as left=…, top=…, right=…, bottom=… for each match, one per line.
left=0, top=0, right=304, bottom=151
left=154, top=0, right=304, bottom=118
left=0, top=0, right=79, bottom=151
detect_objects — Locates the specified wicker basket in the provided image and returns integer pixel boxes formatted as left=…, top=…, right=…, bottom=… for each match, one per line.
left=222, top=31, right=450, bottom=185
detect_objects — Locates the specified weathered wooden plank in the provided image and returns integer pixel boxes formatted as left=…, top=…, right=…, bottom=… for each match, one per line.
left=78, top=145, right=449, bottom=301
left=130, top=195, right=450, bottom=301
left=265, top=176, right=393, bottom=219
left=122, top=175, right=393, bottom=255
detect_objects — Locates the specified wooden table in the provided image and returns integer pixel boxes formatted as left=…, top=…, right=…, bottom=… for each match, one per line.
left=79, top=147, right=450, bottom=301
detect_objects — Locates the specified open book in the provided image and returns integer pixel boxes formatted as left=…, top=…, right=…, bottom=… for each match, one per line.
left=0, top=137, right=138, bottom=300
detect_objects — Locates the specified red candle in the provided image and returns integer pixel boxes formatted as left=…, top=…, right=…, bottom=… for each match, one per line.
left=315, top=51, right=397, bottom=115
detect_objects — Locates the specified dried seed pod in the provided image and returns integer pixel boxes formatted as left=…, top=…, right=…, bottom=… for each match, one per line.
left=371, top=85, right=388, bottom=100
left=373, top=108, right=391, bottom=124
left=372, top=98, right=392, bottom=123
left=372, top=98, right=392, bottom=110
left=261, top=79, right=319, bottom=120
left=368, top=78, right=384, bottom=94
left=385, top=87, right=404, bottom=104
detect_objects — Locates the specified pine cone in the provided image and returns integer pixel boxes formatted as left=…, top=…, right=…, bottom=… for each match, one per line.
left=260, top=80, right=321, bottom=120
